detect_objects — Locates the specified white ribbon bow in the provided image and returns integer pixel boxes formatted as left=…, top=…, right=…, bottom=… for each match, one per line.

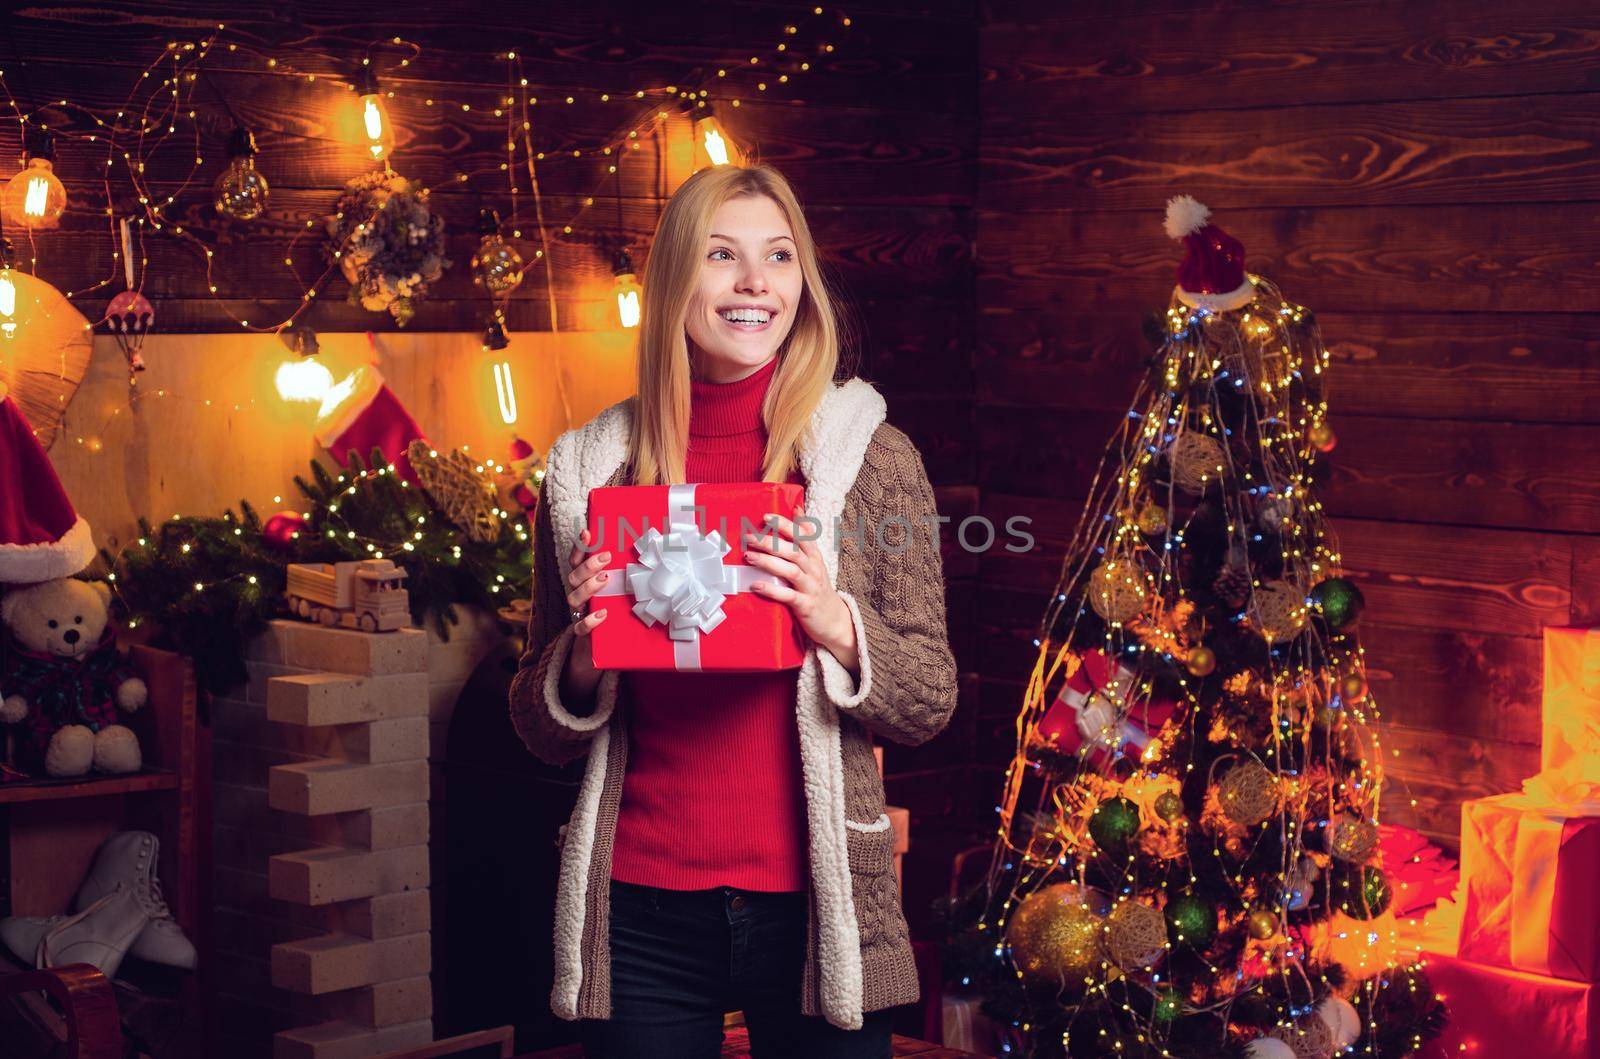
left=626, top=523, right=734, bottom=641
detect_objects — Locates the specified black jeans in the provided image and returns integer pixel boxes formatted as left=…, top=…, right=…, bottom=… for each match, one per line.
left=578, top=880, right=894, bottom=1059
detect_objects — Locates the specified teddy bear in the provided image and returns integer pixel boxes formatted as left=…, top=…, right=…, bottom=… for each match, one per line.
left=0, top=578, right=145, bottom=777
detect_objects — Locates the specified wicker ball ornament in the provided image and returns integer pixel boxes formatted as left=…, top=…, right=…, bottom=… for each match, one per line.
left=1007, top=884, right=1106, bottom=985
left=1088, top=560, right=1149, bottom=624
left=1219, top=761, right=1280, bottom=827
left=1107, top=900, right=1167, bottom=970
left=1271, top=1014, right=1336, bottom=1059
left=1169, top=432, right=1228, bottom=494
left=1328, top=814, right=1380, bottom=863
left=1251, top=580, right=1309, bottom=643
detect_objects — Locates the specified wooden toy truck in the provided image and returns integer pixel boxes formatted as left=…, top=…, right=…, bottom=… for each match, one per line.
left=284, top=559, right=411, bottom=632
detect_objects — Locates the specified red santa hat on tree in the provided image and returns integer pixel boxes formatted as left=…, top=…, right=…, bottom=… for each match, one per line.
left=1164, top=195, right=1256, bottom=312
left=0, top=386, right=96, bottom=584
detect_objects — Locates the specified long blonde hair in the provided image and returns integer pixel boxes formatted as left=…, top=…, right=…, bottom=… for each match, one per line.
left=628, top=165, right=844, bottom=486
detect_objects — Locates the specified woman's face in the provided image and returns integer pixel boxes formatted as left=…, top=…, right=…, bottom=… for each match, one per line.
left=684, top=194, right=803, bottom=383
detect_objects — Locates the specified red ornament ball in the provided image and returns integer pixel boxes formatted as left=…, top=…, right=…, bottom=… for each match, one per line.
left=263, top=510, right=308, bottom=550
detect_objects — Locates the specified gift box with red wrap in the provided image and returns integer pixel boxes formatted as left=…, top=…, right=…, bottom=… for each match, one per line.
left=1457, top=791, right=1600, bottom=983
left=1034, top=648, right=1175, bottom=763
left=1418, top=947, right=1600, bottom=1059
left=585, top=482, right=808, bottom=672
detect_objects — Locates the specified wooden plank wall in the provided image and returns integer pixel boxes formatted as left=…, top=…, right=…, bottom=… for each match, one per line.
left=2, top=0, right=983, bottom=1036
left=976, top=0, right=1600, bottom=849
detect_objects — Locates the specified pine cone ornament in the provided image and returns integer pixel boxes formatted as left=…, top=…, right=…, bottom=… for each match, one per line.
left=1214, top=563, right=1251, bottom=607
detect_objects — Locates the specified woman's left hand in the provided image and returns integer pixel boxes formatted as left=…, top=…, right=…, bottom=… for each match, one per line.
left=744, top=504, right=858, bottom=671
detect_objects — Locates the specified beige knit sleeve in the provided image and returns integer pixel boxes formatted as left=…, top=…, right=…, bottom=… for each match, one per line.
left=817, top=429, right=958, bottom=746
left=508, top=477, right=621, bottom=766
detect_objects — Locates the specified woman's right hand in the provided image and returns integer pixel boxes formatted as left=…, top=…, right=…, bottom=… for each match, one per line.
left=559, top=528, right=612, bottom=699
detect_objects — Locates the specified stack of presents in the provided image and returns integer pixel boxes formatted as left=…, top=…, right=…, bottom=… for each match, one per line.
left=1411, top=627, right=1600, bottom=1057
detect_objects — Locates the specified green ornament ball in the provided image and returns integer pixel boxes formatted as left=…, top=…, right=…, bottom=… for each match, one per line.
left=1089, top=797, right=1142, bottom=851
left=1311, top=577, right=1366, bottom=631
left=1164, top=894, right=1218, bottom=947
left=1335, top=865, right=1392, bottom=920
left=1152, top=988, right=1182, bottom=1023
left=1154, top=791, right=1185, bottom=823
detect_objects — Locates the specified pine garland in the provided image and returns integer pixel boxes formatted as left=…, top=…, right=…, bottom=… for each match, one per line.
left=99, top=447, right=531, bottom=695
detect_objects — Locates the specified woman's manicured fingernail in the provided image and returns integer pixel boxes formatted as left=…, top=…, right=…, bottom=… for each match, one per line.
left=599, top=572, right=609, bottom=582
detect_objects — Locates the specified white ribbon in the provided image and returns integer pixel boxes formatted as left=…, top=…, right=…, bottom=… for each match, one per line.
left=591, top=483, right=763, bottom=671
left=1056, top=661, right=1151, bottom=752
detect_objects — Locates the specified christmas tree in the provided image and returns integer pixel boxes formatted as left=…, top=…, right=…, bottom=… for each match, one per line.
left=947, top=199, right=1446, bottom=1058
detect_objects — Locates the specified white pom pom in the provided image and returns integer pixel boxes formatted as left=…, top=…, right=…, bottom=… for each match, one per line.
left=1164, top=194, right=1211, bottom=240
left=1317, top=994, right=1361, bottom=1048
left=1243, top=1038, right=1296, bottom=1059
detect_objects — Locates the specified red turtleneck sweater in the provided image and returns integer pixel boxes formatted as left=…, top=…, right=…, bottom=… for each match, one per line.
left=608, top=355, right=811, bottom=892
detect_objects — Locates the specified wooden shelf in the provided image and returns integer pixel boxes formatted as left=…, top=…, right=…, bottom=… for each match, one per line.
left=0, top=768, right=179, bottom=806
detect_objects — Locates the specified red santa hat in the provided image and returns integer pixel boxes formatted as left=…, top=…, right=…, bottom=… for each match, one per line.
left=1164, top=195, right=1255, bottom=312
left=0, top=391, right=95, bottom=583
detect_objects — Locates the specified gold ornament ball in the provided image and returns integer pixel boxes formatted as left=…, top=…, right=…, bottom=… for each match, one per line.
left=1247, top=908, right=1279, bottom=940
left=1251, top=580, right=1308, bottom=644
left=1329, top=814, right=1380, bottom=863
left=1007, top=884, right=1106, bottom=985
left=1154, top=791, right=1185, bottom=823
left=1186, top=646, right=1217, bottom=677
left=1219, top=761, right=1280, bottom=827
left=1338, top=673, right=1368, bottom=704
left=1106, top=900, right=1167, bottom=970
left=1088, top=560, right=1149, bottom=625
left=1309, top=421, right=1337, bottom=453
left=1169, top=432, right=1228, bottom=494
left=1136, top=501, right=1168, bottom=536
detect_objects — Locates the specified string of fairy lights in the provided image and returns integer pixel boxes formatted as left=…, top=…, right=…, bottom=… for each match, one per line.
left=0, top=8, right=854, bottom=450
left=971, top=276, right=1438, bottom=1057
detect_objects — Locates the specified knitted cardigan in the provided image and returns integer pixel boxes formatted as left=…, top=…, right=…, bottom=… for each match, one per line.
left=508, top=375, right=958, bottom=1030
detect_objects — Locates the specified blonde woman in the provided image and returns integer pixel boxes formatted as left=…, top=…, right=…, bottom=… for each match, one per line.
left=509, top=164, right=957, bottom=1059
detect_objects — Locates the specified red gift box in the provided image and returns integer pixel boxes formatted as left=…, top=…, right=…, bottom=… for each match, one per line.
left=1035, top=648, right=1175, bottom=763
left=1458, top=792, right=1600, bottom=982
left=585, top=482, right=808, bottom=672
left=1419, top=947, right=1600, bottom=1058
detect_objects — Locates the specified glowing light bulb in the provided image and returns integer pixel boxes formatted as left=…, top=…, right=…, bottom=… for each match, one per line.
left=692, top=112, right=743, bottom=170
left=354, top=69, right=396, bottom=162
left=275, top=358, right=334, bottom=403
left=612, top=248, right=642, bottom=329
left=492, top=361, right=518, bottom=425
left=2, top=133, right=67, bottom=230
left=214, top=126, right=269, bottom=221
